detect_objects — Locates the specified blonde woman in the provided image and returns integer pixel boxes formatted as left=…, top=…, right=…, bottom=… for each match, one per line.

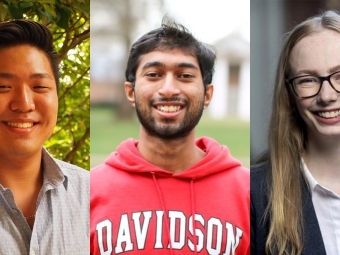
left=251, top=10, right=340, bottom=255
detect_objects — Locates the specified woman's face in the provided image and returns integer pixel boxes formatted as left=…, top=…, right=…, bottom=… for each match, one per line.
left=289, top=29, right=340, bottom=138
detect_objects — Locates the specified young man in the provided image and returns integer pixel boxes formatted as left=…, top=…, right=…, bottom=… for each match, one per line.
left=91, top=20, right=249, bottom=255
left=0, top=20, right=89, bottom=254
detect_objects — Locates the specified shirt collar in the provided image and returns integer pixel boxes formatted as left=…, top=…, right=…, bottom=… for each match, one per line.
left=41, top=148, right=68, bottom=190
left=0, top=149, right=68, bottom=193
left=301, top=158, right=340, bottom=198
left=301, top=158, right=318, bottom=195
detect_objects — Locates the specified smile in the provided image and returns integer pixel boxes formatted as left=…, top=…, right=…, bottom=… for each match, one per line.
left=156, top=105, right=182, bottom=113
left=317, top=110, right=340, bottom=119
left=5, top=122, right=34, bottom=129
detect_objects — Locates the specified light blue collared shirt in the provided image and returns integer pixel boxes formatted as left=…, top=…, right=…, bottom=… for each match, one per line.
left=0, top=148, right=89, bottom=255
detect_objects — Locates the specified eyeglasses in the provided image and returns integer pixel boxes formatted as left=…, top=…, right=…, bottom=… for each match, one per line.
left=286, top=70, right=340, bottom=98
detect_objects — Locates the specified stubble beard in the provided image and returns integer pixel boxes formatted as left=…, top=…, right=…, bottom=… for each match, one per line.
left=135, top=96, right=205, bottom=140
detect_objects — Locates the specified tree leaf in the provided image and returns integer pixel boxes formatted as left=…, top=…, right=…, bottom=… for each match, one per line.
left=42, top=3, right=57, bottom=20
left=72, top=1, right=88, bottom=18
left=56, top=5, right=70, bottom=29
left=18, top=1, right=34, bottom=8
left=36, top=0, right=55, bottom=4
left=8, top=3, right=24, bottom=19
left=0, top=3, right=9, bottom=21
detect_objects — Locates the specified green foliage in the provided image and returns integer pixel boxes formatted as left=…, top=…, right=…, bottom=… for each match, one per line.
left=1, top=0, right=90, bottom=170
left=0, top=0, right=89, bottom=29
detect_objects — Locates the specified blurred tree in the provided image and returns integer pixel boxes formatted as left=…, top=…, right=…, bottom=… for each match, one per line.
left=0, top=0, right=90, bottom=170
left=91, top=0, right=164, bottom=120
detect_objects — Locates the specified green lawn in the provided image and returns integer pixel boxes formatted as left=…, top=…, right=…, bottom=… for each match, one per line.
left=90, top=106, right=250, bottom=168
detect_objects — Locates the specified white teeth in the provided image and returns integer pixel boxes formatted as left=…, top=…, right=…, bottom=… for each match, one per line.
left=6, top=122, right=34, bottom=128
left=157, top=105, right=181, bottom=113
left=318, top=110, right=340, bottom=119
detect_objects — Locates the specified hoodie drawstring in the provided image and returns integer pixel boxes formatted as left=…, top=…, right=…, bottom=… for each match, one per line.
left=151, top=173, right=198, bottom=255
left=152, top=173, right=174, bottom=255
left=190, top=179, right=198, bottom=255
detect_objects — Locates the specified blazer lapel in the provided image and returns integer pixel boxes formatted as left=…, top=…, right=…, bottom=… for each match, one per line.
left=300, top=176, right=327, bottom=255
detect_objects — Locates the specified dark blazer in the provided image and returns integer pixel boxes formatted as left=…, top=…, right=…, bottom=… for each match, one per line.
left=250, top=162, right=326, bottom=255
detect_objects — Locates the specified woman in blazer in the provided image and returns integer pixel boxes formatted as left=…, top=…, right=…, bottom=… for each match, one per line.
left=251, top=10, right=340, bottom=255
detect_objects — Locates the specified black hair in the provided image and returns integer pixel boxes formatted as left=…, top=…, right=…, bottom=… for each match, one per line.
left=0, top=19, right=59, bottom=91
left=125, top=17, right=216, bottom=88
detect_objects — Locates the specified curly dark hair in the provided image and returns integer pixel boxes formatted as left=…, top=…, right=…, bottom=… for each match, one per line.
left=125, top=17, right=216, bottom=88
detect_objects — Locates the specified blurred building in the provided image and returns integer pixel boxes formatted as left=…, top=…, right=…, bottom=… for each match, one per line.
left=210, top=32, right=250, bottom=120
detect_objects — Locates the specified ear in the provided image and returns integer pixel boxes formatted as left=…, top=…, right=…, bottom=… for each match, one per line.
left=124, top=82, right=135, bottom=107
left=203, top=84, right=214, bottom=109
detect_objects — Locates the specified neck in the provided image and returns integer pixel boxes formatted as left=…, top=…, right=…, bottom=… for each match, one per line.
left=304, top=132, right=340, bottom=168
left=138, top=128, right=205, bottom=174
left=303, top=132, right=340, bottom=193
left=0, top=151, right=43, bottom=223
left=0, top=152, right=43, bottom=189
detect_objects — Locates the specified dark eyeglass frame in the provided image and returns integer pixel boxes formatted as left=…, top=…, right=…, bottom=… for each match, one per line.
left=286, top=70, right=340, bottom=99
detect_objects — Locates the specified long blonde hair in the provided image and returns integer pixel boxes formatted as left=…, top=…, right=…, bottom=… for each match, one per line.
left=266, top=10, right=340, bottom=255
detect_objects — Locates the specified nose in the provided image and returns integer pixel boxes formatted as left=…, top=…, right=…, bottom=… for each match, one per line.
left=158, top=75, right=180, bottom=98
left=317, top=80, right=338, bottom=104
left=10, top=85, right=35, bottom=112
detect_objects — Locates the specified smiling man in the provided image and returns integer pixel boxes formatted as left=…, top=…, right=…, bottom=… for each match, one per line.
left=90, top=20, right=249, bottom=255
left=0, top=20, right=89, bottom=254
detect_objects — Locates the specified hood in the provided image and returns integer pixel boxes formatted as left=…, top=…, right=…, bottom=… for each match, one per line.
left=98, top=137, right=247, bottom=255
left=104, top=136, right=241, bottom=179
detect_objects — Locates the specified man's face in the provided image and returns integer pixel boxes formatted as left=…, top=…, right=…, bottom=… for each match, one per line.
left=126, top=49, right=213, bottom=139
left=0, top=45, right=58, bottom=159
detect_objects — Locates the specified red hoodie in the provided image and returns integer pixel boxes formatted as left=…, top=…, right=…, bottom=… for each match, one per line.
left=90, top=137, right=249, bottom=255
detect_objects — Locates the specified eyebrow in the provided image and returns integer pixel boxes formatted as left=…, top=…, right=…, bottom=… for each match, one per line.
left=0, top=72, right=15, bottom=79
left=0, top=72, right=53, bottom=79
left=329, top=65, right=340, bottom=73
left=141, top=61, right=199, bottom=70
left=295, top=65, right=340, bottom=76
left=30, top=73, right=53, bottom=80
left=142, top=61, right=165, bottom=70
left=295, top=69, right=318, bottom=76
left=177, top=62, right=199, bottom=70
